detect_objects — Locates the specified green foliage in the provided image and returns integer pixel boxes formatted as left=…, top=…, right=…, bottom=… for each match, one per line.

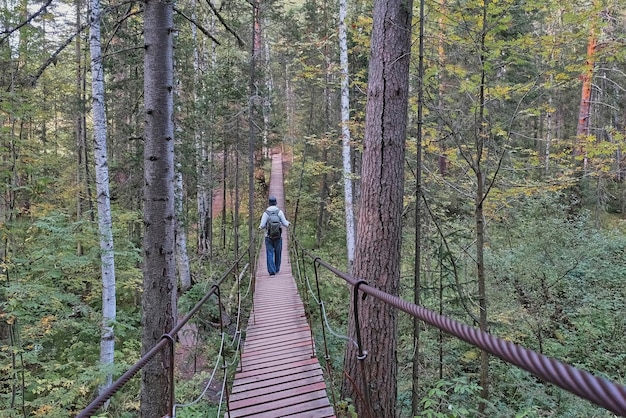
left=416, top=377, right=481, bottom=418
left=173, top=372, right=223, bottom=417
left=484, top=191, right=626, bottom=414
left=177, top=282, right=222, bottom=331
left=0, top=208, right=143, bottom=416
left=335, top=398, right=358, bottom=418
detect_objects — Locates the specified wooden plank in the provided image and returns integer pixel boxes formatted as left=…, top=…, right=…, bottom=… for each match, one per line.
left=240, top=355, right=315, bottom=374
left=245, top=324, right=310, bottom=339
left=244, top=325, right=311, bottom=344
left=227, top=389, right=331, bottom=417
left=228, top=381, right=328, bottom=410
left=245, top=321, right=309, bottom=336
left=240, top=346, right=314, bottom=366
left=231, top=367, right=324, bottom=395
left=229, top=373, right=326, bottom=402
left=240, top=342, right=314, bottom=363
left=242, top=331, right=313, bottom=351
left=281, top=406, right=336, bottom=418
left=271, top=402, right=336, bottom=418
left=233, top=357, right=321, bottom=381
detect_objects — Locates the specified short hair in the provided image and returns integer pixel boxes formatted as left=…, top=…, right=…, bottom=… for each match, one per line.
left=269, top=196, right=277, bottom=205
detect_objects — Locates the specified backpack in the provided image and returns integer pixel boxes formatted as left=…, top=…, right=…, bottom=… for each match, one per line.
left=265, top=209, right=282, bottom=239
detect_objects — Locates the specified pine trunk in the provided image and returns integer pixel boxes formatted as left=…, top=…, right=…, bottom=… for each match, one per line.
left=576, top=33, right=596, bottom=138
left=575, top=29, right=597, bottom=174
left=341, top=0, right=413, bottom=414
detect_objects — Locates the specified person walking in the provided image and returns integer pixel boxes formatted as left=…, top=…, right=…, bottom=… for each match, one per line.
left=259, top=196, right=290, bottom=275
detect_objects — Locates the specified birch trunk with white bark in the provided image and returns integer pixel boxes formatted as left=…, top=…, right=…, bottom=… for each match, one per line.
left=88, top=0, right=116, bottom=398
left=339, top=0, right=355, bottom=273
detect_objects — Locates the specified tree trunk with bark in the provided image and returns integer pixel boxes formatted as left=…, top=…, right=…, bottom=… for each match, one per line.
left=476, top=3, right=489, bottom=412
left=341, top=0, right=413, bottom=414
left=576, top=25, right=598, bottom=174
left=194, top=12, right=213, bottom=258
left=338, top=0, right=355, bottom=272
left=175, top=166, right=191, bottom=292
left=576, top=32, right=597, bottom=138
left=140, top=1, right=177, bottom=415
left=88, top=0, right=117, bottom=400
left=248, top=0, right=261, bottom=241
left=412, top=0, right=426, bottom=413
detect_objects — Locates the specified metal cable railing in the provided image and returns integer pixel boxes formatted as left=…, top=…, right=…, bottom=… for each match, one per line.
left=76, top=241, right=254, bottom=418
left=294, top=241, right=626, bottom=417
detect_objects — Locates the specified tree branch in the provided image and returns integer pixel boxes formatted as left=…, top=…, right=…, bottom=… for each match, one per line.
left=203, top=0, right=245, bottom=47
left=0, top=0, right=54, bottom=44
left=173, top=6, right=221, bottom=46
left=104, top=4, right=144, bottom=55
left=29, top=24, right=89, bottom=86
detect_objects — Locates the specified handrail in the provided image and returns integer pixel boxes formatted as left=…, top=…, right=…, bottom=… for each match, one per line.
left=76, top=241, right=254, bottom=418
left=294, top=241, right=626, bottom=417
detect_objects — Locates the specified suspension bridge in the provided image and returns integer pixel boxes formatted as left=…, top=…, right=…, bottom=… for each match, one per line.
left=77, top=151, right=626, bottom=417
left=225, top=154, right=335, bottom=417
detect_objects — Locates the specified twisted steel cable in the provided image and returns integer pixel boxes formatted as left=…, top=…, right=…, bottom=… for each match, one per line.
left=76, top=245, right=253, bottom=417
left=307, top=251, right=626, bottom=417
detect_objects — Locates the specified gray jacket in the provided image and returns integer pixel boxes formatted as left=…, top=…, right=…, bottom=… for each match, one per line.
left=259, top=205, right=290, bottom=237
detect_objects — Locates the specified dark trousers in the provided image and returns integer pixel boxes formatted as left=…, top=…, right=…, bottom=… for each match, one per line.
left=265, top=236, right=282, bottom=275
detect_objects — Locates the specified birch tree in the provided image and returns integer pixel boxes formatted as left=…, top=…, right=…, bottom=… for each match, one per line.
left=195, top=12, right=213, bottom=258
left=141, top=0, right=177, bottom=415
left=175, top=162, right=191, bottom=291
left=88, top=0, right=116, bottom=398
left=341, top=0, right=413, bottom=414
left=338, top=0, right=355, bottom=273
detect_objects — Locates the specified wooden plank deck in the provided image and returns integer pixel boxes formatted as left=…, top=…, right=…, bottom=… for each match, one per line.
left=226, top=153, right=335, bottom=418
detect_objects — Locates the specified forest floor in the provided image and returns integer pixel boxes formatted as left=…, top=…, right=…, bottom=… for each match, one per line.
left=173, top=187, right=226, bottom=404
left=175, top=321, right=224, bottom=404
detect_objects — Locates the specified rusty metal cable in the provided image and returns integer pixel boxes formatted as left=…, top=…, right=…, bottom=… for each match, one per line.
left=302, top=248, right=626, bottom=417
left=76, top=244, right=252, bottom=417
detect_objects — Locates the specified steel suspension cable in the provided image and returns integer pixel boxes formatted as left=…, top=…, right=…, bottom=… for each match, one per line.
left=300, top=247, right=626, bottom=417
left=76, top=243, right=253, bottom=417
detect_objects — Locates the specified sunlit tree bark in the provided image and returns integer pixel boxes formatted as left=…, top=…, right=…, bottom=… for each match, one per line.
left=576, top=18, right=598, bottom=174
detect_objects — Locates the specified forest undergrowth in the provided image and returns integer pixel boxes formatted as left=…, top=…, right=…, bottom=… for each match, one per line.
left=295, top=182, right=626, bottom=418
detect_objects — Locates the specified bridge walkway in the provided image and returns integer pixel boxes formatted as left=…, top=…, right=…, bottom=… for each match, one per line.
left=226, top=153, right=335, bottom=417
